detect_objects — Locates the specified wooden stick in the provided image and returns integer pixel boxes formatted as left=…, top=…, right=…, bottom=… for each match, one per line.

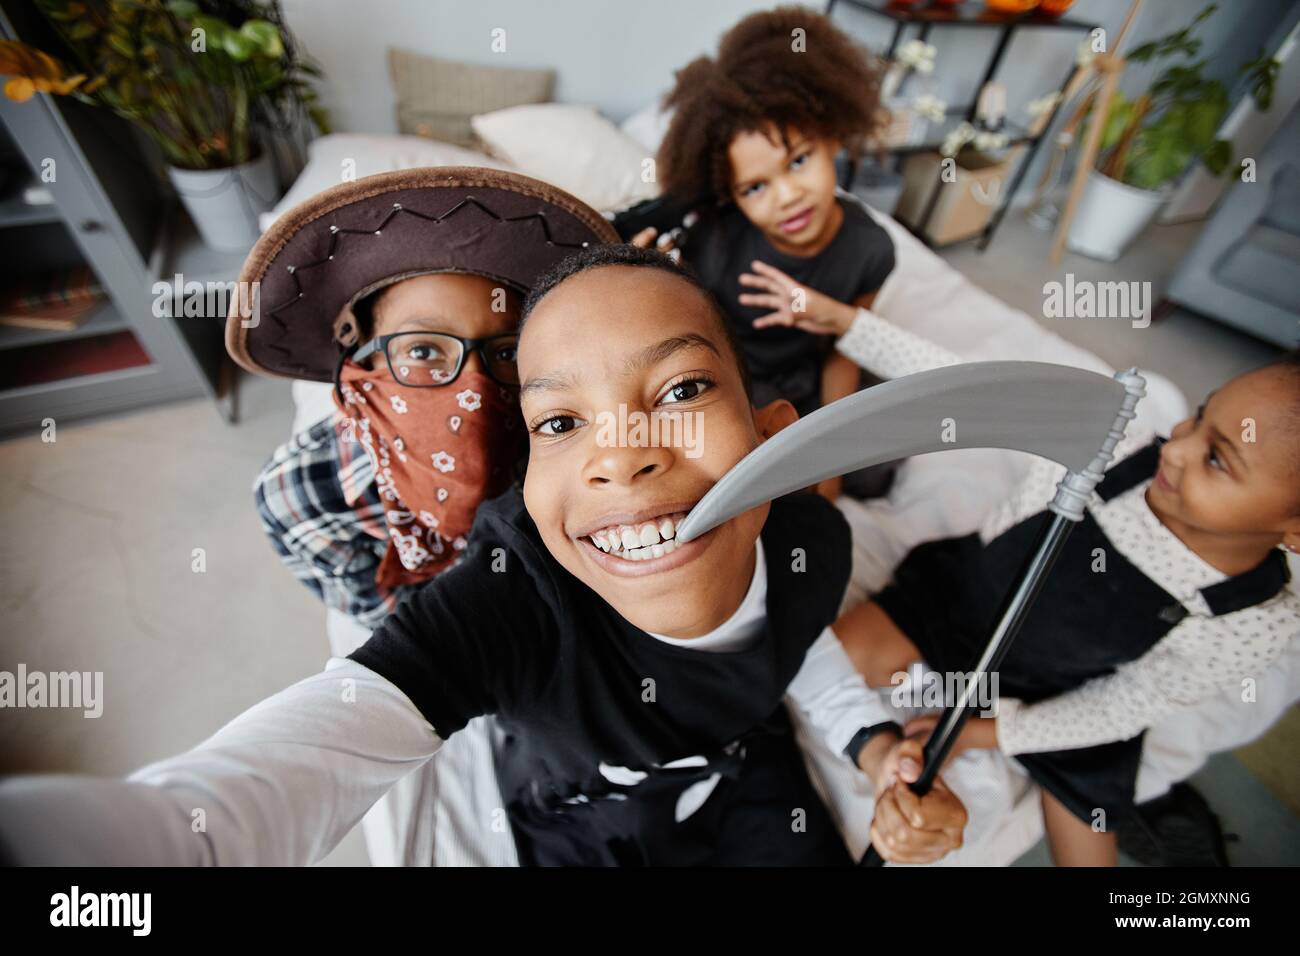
left=1047, top=0, right=1144, bottom=263
left=1113, top=0, right=1144, bottom=52
left=1051, top=64, right=1121, bottom=264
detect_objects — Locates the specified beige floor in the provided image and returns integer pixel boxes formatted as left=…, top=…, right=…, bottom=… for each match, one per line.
left=0, top=210, right=1294, bottom=867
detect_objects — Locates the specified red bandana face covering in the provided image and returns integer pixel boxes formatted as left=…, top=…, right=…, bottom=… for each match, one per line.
left=332, top=361, right=524, bottom=588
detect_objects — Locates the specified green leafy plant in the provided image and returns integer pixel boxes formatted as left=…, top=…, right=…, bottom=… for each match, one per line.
left=1095, top=4, right=1277, bottom=191
left=0, top=0, right=327, bottom=170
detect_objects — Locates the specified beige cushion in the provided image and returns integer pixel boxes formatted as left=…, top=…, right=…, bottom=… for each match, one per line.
left=472, top=103, right=660, bottom=213
left=388, top=48, right=554, bottom=148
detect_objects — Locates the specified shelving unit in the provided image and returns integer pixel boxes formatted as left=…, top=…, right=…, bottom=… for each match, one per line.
left=827, top=0, right=1097, bottom=249
left=0, top=189, right=62, bottom=228
left=148, top=209, right=254, bottom=423
left=0, top=298, right=127, bottom=351
left=0, top=0, right=239, bottom=436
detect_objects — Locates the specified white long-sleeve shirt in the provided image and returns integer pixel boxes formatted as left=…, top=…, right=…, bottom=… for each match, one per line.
left=835, top=306, right=961, bottom=379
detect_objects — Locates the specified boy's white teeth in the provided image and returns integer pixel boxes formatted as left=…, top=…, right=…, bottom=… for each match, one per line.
left=615, top=539, right=677, bottom=561
left=585, top=512, right=686, bottom=560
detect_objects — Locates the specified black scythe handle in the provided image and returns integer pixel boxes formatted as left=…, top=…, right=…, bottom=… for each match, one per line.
left=859, top=511, right=1076, bottom=867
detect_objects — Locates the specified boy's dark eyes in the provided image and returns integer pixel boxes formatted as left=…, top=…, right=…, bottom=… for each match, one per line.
left=789, top=151, right=810, bottom=170
left=741, top=182, right=764, bottom=198
left=661, top=377, right=712, bottom=403
left=527, top=376, right=715, bottom=438
left=531, top=414, right=584, bottom=437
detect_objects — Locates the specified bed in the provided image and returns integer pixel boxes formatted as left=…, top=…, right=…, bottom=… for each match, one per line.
left=268, top=132, right=1298, bottom=867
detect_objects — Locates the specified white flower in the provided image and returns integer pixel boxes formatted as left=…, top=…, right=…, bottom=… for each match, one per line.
left=941, top=121, right=977, bottom=158
left=456, top=388, right=482, bottom=412
left=431, top=450, right=456, bottom=473
left=973, top=131, right=1008, bottom=152
left=390, top=395, right=408, bottom=414
left=898, top=40, right=937, bottom=73
left=912, top=93, right=947, bottom=123
left=419, top=510, right=439, bottom=529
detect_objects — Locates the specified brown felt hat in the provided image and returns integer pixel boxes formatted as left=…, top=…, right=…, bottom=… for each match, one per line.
left=225, top=166, right=619, bottom=382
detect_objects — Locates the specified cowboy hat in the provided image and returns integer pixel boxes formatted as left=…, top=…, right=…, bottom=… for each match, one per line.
left=224, top=166, right=619, bottom=382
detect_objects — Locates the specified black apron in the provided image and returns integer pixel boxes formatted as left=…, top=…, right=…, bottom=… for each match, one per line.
left=875, top=440, right=1291, bottom=823
left=489, top=493, right=857, bottom=867
left=498, top=706, right=852, bottom=867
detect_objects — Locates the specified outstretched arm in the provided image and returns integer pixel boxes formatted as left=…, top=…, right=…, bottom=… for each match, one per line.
left=0, top=658, right=441, bottom=866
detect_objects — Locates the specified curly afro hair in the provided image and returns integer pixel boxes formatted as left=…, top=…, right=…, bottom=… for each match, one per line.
left=657, top=6, right=884, bottom=206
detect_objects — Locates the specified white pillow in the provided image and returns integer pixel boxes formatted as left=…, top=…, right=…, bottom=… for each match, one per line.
left=471, top=103, right=659, bottom=213
left=261, top=133, right=516, bottom=232
left=620, top=95, right=675, bottom=155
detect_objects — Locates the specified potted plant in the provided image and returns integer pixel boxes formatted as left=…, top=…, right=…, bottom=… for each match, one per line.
left=1067, top=4, right=1275, bottom=261
left=1, top=0, right=327, bottom=250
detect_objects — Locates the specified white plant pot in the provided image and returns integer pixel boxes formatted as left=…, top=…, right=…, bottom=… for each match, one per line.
left=168, top=152, right=278, bottom=252
left=1066, top=169, right=1167, bottom=262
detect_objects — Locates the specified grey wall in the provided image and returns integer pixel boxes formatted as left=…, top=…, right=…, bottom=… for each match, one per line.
left=282, top=0, right=773, bottom=130
left=285, top=0, right=1299, bottom=198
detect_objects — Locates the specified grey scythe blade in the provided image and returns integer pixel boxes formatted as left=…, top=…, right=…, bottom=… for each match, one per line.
left=675, top=361, right=1128, bottom=544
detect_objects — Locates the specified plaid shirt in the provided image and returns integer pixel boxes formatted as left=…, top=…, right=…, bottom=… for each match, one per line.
left=253, top=414, right=411, bottom=630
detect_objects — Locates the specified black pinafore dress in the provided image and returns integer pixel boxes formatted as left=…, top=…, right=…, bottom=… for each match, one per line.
left=874, top=440, right=1292, bottom=824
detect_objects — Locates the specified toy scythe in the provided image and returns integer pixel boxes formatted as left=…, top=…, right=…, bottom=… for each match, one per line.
left=673, top=361, right=1147, bottom=866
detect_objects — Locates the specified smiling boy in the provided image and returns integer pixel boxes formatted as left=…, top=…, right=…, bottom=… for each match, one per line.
left=349, top=245, right=968, bottom=865
left=0, top=244, right=967, bottom=867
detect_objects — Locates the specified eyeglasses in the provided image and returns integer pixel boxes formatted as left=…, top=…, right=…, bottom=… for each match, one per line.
left=352, top=331, right=520, bottom=388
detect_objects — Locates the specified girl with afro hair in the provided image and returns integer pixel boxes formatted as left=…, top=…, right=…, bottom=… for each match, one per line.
left=637, top=6, right=920, bottom=501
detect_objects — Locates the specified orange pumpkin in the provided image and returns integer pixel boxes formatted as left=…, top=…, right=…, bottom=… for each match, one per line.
left=1040, top=0, right=1077, bottom=15
left=985, top=0, right=1041, bottom=13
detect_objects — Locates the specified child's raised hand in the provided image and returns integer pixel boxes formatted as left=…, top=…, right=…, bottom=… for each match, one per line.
left=739, top=260, right=856, bottom=336
left=630, top=227, right=682, bottom=261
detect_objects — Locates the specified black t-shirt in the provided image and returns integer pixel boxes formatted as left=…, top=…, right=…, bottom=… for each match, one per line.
left=686, top=194, right=896, bottom=414
left=349, top=486, right=851, bottom=842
